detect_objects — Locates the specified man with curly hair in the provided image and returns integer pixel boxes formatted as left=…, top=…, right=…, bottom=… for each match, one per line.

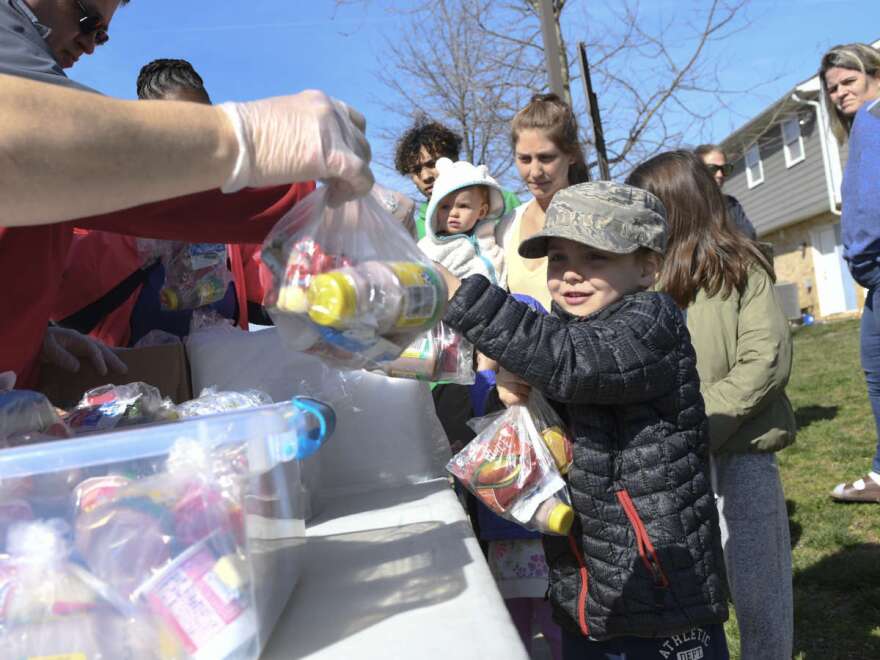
left=395, top=118, right=519, bottom=239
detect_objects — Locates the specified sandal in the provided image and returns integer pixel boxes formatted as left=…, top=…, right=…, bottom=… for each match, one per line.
left=831, top=475, right=880, bottom=503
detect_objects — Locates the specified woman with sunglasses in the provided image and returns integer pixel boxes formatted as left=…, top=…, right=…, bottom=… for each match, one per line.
left=819, top=43, right=880, bottom=503
left=695, top=144, right=758, bottom=240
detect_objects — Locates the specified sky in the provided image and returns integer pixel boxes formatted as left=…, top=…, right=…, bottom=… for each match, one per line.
left=72, top=0, right=880, bottom=194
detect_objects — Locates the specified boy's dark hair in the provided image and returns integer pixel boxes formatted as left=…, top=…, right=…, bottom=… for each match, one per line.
left=394, top=119, right=462, bottom=175
left=136, top=59, right=210, bottom=102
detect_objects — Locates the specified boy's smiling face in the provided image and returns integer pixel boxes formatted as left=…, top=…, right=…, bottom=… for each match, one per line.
left=546, top=237, right=658, bottom=317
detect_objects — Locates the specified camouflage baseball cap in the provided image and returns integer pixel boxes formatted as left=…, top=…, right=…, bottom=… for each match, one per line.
left=518, top=181, right=668, bottom=258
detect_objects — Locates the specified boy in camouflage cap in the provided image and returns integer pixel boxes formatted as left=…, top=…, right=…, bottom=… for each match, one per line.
left=441, top=182, right=730, bottom=655
left=517, top=181, right=666, bottom=318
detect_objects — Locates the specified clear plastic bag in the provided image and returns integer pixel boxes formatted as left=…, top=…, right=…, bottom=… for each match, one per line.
left=0, top=390, right=71, bottom=448
left=372, top=321, right=475, bottom=385
left=261, top=186, right=448, bottom=371
left=468, top=392, right=573, bottom=475
left=0, top=520, right=176, bottom=659
left=133, top=328, right=182, bottom=349
left=64, top=382, right=178, bottom=435
left=159, top=243, right=231, bottom=311
left=448, top=401, right=573, bottom=535
left=189, top=307, right=235, bottom=333
left=527, top=392, right=573, bottom=475
left=136, top=239, right=232, bottom=311
left=176, top=387, right=273, bottom=418
left=134, top=237, right=172, bottom=267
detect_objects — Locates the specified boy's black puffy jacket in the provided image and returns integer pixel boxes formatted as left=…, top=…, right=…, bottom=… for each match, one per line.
left=444, top=276, right=728, bottom=640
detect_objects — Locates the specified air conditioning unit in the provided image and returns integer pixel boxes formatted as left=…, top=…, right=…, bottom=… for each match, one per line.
left=774, top=281, right=801, bottom=321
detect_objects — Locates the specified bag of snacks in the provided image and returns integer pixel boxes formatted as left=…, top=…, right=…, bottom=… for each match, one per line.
left=261, top=186, right=448, bottom=371
left=448, top=397, right=573, bottom=535
left=372, top=321, right=474, bottom=385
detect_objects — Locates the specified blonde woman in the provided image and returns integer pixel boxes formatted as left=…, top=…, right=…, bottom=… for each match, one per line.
left=819, top=43, right=880, bottom=502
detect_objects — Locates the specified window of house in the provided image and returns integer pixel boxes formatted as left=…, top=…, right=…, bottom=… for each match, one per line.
left=745, top=143, right=764, bottom=188
left=781, top=117, right=805, bottom=167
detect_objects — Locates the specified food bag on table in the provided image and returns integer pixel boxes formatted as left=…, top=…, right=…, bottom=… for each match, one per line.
left=0, top=519, right=176, bottom=659
left=372, top=321, right=475, bottom=385
left=261, top=186, right=448, bottom=371
left=447, top=399, right=573, bottom=535
left=176, top=387, right=273, bottom=418
left=70, top=439, right=261, bottom=658
left=0, top=389, right=70, bottom=448
left=64, top=382, right=178, bottom=435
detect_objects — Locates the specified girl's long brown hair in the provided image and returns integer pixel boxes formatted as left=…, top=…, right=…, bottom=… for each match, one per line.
left=625, top=150, right=774, bottom=308
left=511, top=93, right=590, bottom=185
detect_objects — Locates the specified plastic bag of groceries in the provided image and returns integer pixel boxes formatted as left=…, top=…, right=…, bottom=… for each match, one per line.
left=159, top=243, right=231, bottom=311
left=0, top=390, right=71, bottom=448
left=64, top=382, right=178, bottom=435
left=448, top=397, right=573, bottom=536
left=0, top=520, right=170, bottom=659
left=526, top=392, right=573, bottom=475
left=372, top=321, right=474, bottom=385
left=261, top=185, right=448, bottom=371
left=176, top=387, right=273, bottom=418
left=136, top=239, right=232, bottom=311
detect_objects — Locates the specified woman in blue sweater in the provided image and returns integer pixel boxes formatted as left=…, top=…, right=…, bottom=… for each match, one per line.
left=819, top=43, right=880, bottom=502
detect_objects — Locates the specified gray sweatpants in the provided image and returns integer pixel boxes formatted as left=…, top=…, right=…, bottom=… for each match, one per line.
left=711, top=452, right=793, bottom=660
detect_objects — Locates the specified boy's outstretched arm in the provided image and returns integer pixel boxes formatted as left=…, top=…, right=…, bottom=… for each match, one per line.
left=443, top=276, right=684, bottom=405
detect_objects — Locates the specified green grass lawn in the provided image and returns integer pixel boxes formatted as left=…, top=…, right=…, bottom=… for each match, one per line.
left=723, top=318, right=880, bottom=659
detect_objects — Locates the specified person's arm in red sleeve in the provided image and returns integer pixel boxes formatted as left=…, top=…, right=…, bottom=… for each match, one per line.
left=2, top=75, right=371, bottom=227
left=75, top=183, right=309, bottom=244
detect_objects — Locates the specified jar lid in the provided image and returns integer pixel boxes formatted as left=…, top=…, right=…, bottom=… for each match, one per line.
left=547, top=502, right=574, bottom=535
left=307, top=272, right=356, bottom=327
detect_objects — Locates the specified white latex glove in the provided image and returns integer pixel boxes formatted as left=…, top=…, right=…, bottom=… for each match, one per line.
left=40, top=327, right=128, bottom=376
left=218, top=90, right=374, bottom=205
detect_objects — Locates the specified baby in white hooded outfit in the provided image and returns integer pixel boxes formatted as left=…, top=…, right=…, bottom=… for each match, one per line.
left=417, top=158, right=507, bottom=287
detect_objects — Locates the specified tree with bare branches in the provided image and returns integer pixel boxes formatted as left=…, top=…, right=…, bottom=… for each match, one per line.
left=337, top=0, right=761, bottom=186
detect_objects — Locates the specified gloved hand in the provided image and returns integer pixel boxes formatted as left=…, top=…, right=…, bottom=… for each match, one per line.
left=40, top=327, right=128, bottom=376
left=218, top=90, right=374, bottom=205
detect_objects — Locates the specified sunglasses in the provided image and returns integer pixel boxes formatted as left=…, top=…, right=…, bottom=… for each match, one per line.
left=76, top=0, right=109, bottom=45
left=706, top=163, right=733, bottom=177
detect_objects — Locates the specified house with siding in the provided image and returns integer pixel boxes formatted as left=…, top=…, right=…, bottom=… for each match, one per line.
left=719, top=43, right=879, bottom=319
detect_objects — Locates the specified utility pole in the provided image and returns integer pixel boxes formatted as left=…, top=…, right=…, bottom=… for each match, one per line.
left=578, top=41, right=610, bottom=180
left=537, top=0, right=566, bottom=100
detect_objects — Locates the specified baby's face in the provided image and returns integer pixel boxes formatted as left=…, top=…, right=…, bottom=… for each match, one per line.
left=436, top=188, right=489, bottom=235
left=546, top=238, right=657, bottom=317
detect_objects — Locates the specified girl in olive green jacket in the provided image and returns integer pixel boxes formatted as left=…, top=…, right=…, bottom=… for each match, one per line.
left=628, top=151, right=796, bottom=660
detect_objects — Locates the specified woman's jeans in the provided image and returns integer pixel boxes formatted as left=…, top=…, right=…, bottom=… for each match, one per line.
left=860, top=287, right=880, bottom=473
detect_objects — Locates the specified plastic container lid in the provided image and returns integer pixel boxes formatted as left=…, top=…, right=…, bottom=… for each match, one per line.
left=0, top=402, right=296, bottom=480
left=547, top=503, right=574, bottom=535
left=307, top=272, right=356, bottom=328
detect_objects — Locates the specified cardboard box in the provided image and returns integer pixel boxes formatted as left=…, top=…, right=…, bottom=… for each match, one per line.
left=38, top=342, right=192, bottom=408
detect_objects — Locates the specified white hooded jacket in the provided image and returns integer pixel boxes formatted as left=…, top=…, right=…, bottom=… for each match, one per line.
left=417, top=158, right=507, bottom=287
